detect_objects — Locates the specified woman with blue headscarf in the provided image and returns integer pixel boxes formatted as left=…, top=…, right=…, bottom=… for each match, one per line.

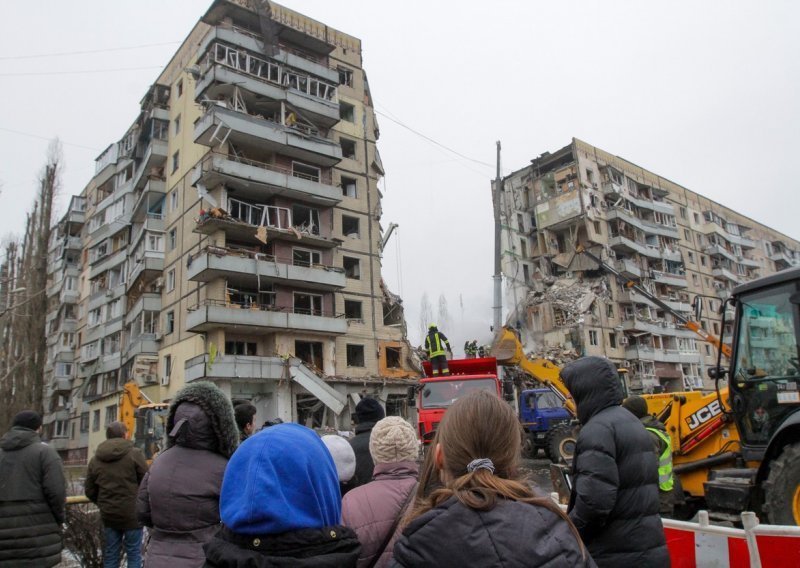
left=203, top=423, right=361, bottom=567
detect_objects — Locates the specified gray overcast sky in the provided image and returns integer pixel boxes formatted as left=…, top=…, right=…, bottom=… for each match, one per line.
left=1, top=1, right=798, bottom=351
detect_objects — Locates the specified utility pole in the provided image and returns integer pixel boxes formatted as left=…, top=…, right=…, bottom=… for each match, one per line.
left=492, top=141, right=503, bottom=332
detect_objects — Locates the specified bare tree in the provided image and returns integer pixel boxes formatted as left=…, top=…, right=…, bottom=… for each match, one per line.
left=0, top=141, right=59, bottom=434
left=437, top=293, right=451, bottom=334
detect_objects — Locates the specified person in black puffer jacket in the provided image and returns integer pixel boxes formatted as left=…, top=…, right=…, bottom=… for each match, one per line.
left=390, top=390, right=593, bottom=568
left=137, top=381, right=239, bottom=568
left=347, top=397, right=385, bottom=491
left=561, top=357, right=670, bottom=567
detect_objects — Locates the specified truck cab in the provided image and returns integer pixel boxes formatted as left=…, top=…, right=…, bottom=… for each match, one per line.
left=519, top=388, right=571, bottom=456
left=416, top=357, right=502, bottom=443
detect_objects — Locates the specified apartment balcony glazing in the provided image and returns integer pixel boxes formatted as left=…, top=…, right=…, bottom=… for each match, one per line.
left=131, top=215, right=165, bottom=248
left=194, top=105, right=342, bottom=167
left=192, top=151, right=342, bottom=207
left=94, top=144, right=119, bottom=187
left=650, top=269, right=688, bottom=288
left=186, top=298, right=347, bottom=335
left=88, top=213, right=132, bottom=244
left=52, top=377, right=72, bottom=392
left=769, top=249, right=798, bottom=269
left=608, top=235, right=663, bottom=259
left=131, top=178, right=166, bottom=223
left=622, top=317, right=696, bottom=338
left=712, top=266, right=743, bottom=285
left=605, top=207, right=679, bottom=239
left=125, top=293, right=162, bottom=325
left=195, top=40, right=339, bottom=127
left=187, top=246, right=346, bottom=291
left=194, top=200, right=341, bottom=250
left=624, top=345, right=701, bottom=364
left=184, top=353, right=287, bottom=383
left=625, top=194, right=674, bottom=215
left=59, top=288, right=79, bottom=304
left=89, top=248, right=128, bottom=280
left=123, top=334, right=161, bottom=364
left=131, top=139, right=168, bottom=191
left=127, top=252, right=164, bottom=291
left=701, top=221, right=756, bottom=249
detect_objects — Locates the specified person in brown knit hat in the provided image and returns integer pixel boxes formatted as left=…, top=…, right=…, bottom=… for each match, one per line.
left=342, top=417, right=419, bottom=568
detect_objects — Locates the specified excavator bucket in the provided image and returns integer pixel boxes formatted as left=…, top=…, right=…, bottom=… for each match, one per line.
left=492, top=329, right=521, bottom=362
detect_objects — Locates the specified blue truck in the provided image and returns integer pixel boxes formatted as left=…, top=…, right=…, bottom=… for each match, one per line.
left=518, top=388, right=572, bottom=459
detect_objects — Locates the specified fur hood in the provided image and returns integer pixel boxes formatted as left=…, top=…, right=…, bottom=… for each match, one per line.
left=166, top=381, right=239, bottom=458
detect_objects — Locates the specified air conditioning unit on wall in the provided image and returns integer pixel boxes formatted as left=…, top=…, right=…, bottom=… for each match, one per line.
left=143, top=374, right=157, bottom=384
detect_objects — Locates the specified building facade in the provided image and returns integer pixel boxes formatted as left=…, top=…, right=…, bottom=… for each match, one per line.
left=41, top=0, right=416, bottom=462
left=499, top=138, right=800, bottom=393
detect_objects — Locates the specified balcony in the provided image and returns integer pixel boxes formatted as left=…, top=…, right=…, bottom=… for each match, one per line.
left=712, top=266, right=743, bottom=285
left=52, top=378, right=72, bottom=392
left=601, top=181, right=623, bottom=197
left=192, top=152, right=342, bottom=207
left=605, top=208, right=679, bottom=239
left=89, top=247, right=128, bottom=280
left=194, top=214, right=341, bottom=250
left=88, top=213, right=131, bottom=244
left=701, top=222, right=756, bottom=249
left=63, top=236, right=82, bottom=251
left=608, top=235, right=663, bottom=259
left=650, top=270, right=688, bottom=288
left=186, top=299, right=347, bottom=335
left=184, top=353, right=287, bottom=383
left=124, top=334, right=160, bottom=363
left=132, top=139, right=168, bottom=191
left=195, top=40, right=339, bottom=127
left=187, top=247, right=346, bottom=291
left=615, top=258, right=642, bottom=278
left=769, top=249, right=798, bottom=269
left=59, top=288, right=79, bottom=304
left=194, top=105, right=342, bottom=167
left=126, top=252, right=164, bottom=291
left=131, top=178, right=166, bottom=223
left=624, top=345, right=701, bottom=364
left=131, top=215, right=165, bottom=249
left=125, top=293, right=162, bottom=325
left=625, top=194, right=675, bottom=215
left=622, top=317, right=696, bottom=338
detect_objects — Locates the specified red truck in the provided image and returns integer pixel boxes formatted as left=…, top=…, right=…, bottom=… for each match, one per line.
left=413, top=357, right=506, bottom=443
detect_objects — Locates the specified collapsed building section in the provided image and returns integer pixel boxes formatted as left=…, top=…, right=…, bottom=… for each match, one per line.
left=499, top=138, right=800, bottom=393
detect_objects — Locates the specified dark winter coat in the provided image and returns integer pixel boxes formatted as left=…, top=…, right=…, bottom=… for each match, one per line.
left=137, top=381, right=238, bottom=568
left=0, top=426, right=66, bottom=568
left=390, top=496, right=594, bottom=568
left=349, top=421, right=377, bottom=488
left=85, top=437, right=148, bottom=530
left=561, top=357, right=669, bottom=568
left=341, top=461, right=418, bottom=568
left=203, top=525, right=361, bottom=567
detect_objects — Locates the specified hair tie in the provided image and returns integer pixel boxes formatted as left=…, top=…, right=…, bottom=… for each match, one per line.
left=466, top=458, right=495, bottom=474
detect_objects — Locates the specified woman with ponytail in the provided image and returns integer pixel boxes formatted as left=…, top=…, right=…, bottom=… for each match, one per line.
left=390, top=390, right=595, bottom=568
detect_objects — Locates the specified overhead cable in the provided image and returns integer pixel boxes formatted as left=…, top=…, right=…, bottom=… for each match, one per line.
left=0, top=65, right=164, bottom=77
left=0, top=41, right=181, bottom=60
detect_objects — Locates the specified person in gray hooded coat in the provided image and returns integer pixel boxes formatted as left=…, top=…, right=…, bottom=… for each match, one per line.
left=137, top=381, right=238, bottom=568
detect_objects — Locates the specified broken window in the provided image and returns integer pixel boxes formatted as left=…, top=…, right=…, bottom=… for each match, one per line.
left=346, top=344, right=365, bottom=367
left=523, top=264, right=530, bottom=285
left=609, top=333, right=617, bottom=348
left=338, top=66, right=354, bottom=87
left=340, top=138, right=357, bottom=159
left=293, top=248, right=321, bottom=267
left=589, top=330, right=599, bottom=346
left=342, top=215, right=360, bottom=238
left=606, top=304, right=615, bottom=318
left=341, top=176, right=357, bottom=198
left=343, top=256, right=360, bottom=279
left=385, top=346, right=401, bottom=369
left=519, top=239, right=527, bottom=258
left=165, top=311, right=175, bottom=334
left=339, top=102, right=355, bottom=122
left=152, top=119, right=169, bottom=141
left=292, top=161, right=320, bottom=183
left=295, top=340, right=323, bottom=369
left=292, top=205, right=320, bottom=235
left=294, top=292, right=322, bottom=316
left=344, top=300, right=362, bottom=320
left=552, top=307, right=566, bottom=327
left=171, top=150, right=180, bottom=173
left=385, top=393, right=405, bottom=416
left=176, top=79, right=183, bottom=98
left=593, top=221, right=602, bottom=235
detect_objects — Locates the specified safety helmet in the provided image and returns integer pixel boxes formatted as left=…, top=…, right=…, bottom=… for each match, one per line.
left=428, top=323, right=437, bottom=329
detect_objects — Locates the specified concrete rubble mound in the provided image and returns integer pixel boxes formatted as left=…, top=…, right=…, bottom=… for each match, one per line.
left=525, top=277, right=610, bottom=327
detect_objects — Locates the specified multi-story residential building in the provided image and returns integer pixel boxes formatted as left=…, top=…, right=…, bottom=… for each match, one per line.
left=41, top=0, right=416, bottom=462
left=499, top=138, right=800, bottom=393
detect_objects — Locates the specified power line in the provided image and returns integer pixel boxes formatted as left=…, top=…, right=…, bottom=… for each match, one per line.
left=0, top=41, right=181, bottom=60
left=0, top=127, right=100, bottom=151
left=0, top=65, right=164, bottom=77
left=373, top=107, right=495, bottom=170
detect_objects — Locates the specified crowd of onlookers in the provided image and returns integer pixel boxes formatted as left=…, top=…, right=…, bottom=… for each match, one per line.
left=0, top=354, right=673, bottom=567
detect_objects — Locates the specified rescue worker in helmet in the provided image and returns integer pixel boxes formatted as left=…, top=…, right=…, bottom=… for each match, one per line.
left=425, top=324, right=452, bottom=376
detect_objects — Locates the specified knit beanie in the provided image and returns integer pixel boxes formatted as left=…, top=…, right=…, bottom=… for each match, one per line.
left=13, top=410, right=42, bottom=431
left=220, top=423, right=341, bottom=535
left=622, top=395, right=649, bottom=419
left=369, top=416, right=419, bottom=464
left=321, top=435, right=356, bottom=482
left=355, top=397, right=385, bottom=424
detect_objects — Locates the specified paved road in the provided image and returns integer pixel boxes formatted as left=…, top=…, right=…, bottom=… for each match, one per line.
left=520, top=455, right=556, bottom=495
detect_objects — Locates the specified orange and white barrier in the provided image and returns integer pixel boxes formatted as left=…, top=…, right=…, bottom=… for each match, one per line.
left=662, top=510, right=800, bottom=567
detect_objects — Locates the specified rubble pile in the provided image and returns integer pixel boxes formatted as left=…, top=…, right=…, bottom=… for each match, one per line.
left=526, top=277, right=611, bottom=326
left=524, top=344, right=580, bottom=367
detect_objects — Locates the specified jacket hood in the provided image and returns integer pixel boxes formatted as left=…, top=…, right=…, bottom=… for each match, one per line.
left=95, top=437, right=134, bottom=462
left=561, top=356, right=623, bottom=424
left=220, top=423, right=341, bottom=535
left=354, top=421, right=377, bottom=435
left=166, top=381, right=238, bottom=458
left=0, top=426, right=40, bottom=451
left=373, top=460, right=419, bottom=479
left=641, top=415, right=667, bottom=433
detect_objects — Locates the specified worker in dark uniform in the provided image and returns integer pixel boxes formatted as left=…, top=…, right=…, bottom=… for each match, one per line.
left=425, top=324, right=452, bottom=376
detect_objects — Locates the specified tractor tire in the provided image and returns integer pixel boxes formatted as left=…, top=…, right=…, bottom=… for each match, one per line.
left=521, top=434, right=535, bottom=459
left=546, top=424, right=577, bottom=464
left=763, top=442, right=800, bottom=526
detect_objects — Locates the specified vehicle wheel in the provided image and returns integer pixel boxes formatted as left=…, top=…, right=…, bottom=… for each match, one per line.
left=521, top=435, right=535, bottom=459
left=547, top=424, right=577, bottom=464
left=763, top=442, right=800, bottom=525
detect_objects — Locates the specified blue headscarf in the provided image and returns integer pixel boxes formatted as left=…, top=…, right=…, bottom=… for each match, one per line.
left=220, top=422, right=341, bottom=535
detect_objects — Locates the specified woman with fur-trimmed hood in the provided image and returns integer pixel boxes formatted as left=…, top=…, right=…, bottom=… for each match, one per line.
left=137, top=381, right=239, bottom=568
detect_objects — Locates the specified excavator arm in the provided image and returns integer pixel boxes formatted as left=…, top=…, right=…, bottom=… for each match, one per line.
left=492, top=327, right=576, bottom=416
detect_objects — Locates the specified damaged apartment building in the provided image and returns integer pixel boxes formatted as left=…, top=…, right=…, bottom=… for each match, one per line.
left=41, top=0, right=417, bottom=462
left=498, top=138, right=800, bottom=394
